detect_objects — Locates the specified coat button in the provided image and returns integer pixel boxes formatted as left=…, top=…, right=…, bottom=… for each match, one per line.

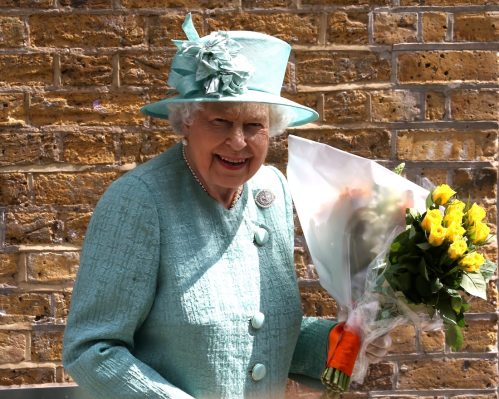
left=254, top=227, right=269, bottom=246
left=251, top=363, right=266, bottom=381
left=251, top=312, right=265, bottom=329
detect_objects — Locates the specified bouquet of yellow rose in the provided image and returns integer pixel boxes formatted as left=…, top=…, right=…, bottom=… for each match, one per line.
left=381, top=184, right=497, bottom=350
left=287, top=136, right=497, bottom=395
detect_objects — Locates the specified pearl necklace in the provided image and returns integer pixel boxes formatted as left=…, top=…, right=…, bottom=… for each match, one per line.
left=182, top=144, right=243, bottom=210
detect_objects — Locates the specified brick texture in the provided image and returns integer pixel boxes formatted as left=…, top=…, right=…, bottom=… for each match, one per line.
left=0, top=2, right=497, bottom=398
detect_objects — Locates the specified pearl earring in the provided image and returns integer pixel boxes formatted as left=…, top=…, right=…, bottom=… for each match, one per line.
left=182, top=138, right=188, bottom=146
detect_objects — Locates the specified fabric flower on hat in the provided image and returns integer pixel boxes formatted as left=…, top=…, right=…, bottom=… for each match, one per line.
left=171, top=32, right=254, bottom=98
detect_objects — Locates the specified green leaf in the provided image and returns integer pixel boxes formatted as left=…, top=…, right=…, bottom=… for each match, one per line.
left=445, top=324, right=464, bottom=351
left=460, top=272, right=487, bottom=299
left=416, top=242, right=431, bottom=251
left=430, top=278, right=443, bottom=293
left=416, top=275, right=432, bottom=297
left=393, top=163, right=405, bottom=175
left=418, top=258, right=429, bottom=281
left=390, top=242, right=401, bottom=253
left=480, top=259, right=497, bottom=283
left=449, top=292, right=464, bottom=314
left=425, top=193, right=434, bottom=209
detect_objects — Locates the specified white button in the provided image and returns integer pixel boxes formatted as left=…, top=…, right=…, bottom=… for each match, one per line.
left=254, top=228, right=269, bottom=245
left=251, top=363, right=266, bottom=381
left=251, top=312, right=265, bottom=329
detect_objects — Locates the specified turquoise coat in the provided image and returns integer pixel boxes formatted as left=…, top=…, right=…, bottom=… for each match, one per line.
left=63, top=143, right=333, bottom=398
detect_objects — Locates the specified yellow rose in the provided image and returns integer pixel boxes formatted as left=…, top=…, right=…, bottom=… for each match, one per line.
left=468, top=222, right=490, bottom=244
left=459, top=252, right=485, bottom=272
left=466, top=203, right=486, bottom=225
left=446, top=200, right=465, bottom=213
left=432, top=184, right=456, bottom=205
left=421, top=209, right=443, bottom=233
left=443, top=210, right=464, bottom=227
left=448, top=238, right=468, bottom=260
left=446, top=222, right=466, bottom=242
left=428, top=225, right=447, bottom=246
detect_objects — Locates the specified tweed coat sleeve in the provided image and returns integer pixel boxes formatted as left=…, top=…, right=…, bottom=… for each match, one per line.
left=62, top=174, right=194, bottom=399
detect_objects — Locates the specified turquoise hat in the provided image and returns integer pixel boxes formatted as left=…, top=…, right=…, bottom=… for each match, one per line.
left=140, top=14, right=319, bottom=127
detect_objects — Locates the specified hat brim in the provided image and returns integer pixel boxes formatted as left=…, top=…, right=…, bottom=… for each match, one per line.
left=140, top=90, right=319, bottom=127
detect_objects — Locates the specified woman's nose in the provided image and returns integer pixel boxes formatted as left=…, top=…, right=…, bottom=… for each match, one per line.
left=225, top=126, right=247, bottom=150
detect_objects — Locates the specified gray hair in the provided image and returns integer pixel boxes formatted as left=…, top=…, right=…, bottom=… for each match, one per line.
left=167, top=102, right=293, bottom=137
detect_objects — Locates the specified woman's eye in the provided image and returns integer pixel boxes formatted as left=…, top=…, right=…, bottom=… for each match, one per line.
left=211, top=118, right=231, bottom=127
left=244, top=123, right=265, bottom=134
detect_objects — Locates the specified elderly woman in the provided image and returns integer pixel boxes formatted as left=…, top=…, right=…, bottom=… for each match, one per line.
left=62, top=14, right=387, bottom=399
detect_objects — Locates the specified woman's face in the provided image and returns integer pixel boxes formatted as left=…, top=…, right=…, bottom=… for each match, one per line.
left=183, top=102, right=270, bottom=193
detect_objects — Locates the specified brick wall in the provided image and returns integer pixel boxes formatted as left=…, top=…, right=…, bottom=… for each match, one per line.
left=0, top=0, right=497, bottom=397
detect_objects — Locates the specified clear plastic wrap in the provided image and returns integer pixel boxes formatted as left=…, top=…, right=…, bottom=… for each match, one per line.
left=286, top=135, right=429, bottom=384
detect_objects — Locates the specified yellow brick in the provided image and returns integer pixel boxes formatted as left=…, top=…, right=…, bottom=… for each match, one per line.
left=206, top=13, right=319, bottom=44
left=421, top=329, right=445, bottom=352
left=61, top=131, right=115, bottom=164
left=373, top=12, right=418, bottom=44
left=462, top=320, right=497, bottom=352
left=0, top=132, right=57, bottom=166
left=0, top=253, right=17, bottom=286
left=398, top=51, right=497, bottom=82
left=122, top=0, right=231, bottom=7
left=452, top=167, right=497, bottom=202
left=451, top=89, right=499, bottom=121
left=4, top=210, right=58, bottom=245
left=397, top=129, right=498, bottom=161
left=0, top=0, right=52, bottom=7
left=33, top=171, right=120, bottom=206
left=425, top=91, right=446, bottom=120
left=59, top=0, right=111, bottom=7
left=0, top=54, right=53, bottom=87
left=295, top=51, right=391, bottom=85
left=0, top=173, right=29, bottom=206
left=29, top=14, right=145, bottom=47
left=31, top=330, right=64, bottom=362
left=299, top=286, right=337, bottom=317
left=0, top=93, right=25, bottom=126
left=0, top=292, right=51, bottom=319
left=389, top=324, right=416, bottom=354
left=422, top=12, right=448, bottom=42
left=327, top=11, right=369, bottom=45
left=60, top=54, right=113, bottom=86
left=455, top=12, right=499, bottom=41
left=29, top=92, right=148, bottom=126
left=148, top=14, right=205, bottom=48
left=26, top=252, right=79, bottom=283
left=0, top=367, right=56, bottom=386
left=324, top=90, right=368, bottom=123
left=120, top=52, right=170, bottom=87
left=0, top=17, right=25, bottom=48
left=371, top=90, right=421, bottom=122
left=0, top=331, right=26, bottom=364
left=399, top=359, right=497, bottom=389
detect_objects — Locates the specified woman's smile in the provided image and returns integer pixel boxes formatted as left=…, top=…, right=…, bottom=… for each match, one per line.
left=216, top=154, right=249, bottom=170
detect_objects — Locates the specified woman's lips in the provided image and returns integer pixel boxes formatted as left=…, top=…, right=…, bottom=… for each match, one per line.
left=216, top=155, right=248, bottom=170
